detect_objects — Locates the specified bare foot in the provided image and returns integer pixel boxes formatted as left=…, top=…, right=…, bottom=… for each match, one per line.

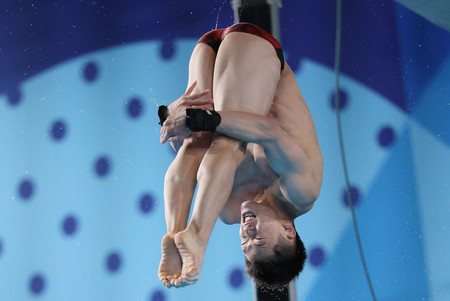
left=158, top=234, right=182, bottom=288
left=172, top=229, right=206, bottom=287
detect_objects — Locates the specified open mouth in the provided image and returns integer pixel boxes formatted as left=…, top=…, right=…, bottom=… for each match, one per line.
left=242, top=211, right=256, bottom=223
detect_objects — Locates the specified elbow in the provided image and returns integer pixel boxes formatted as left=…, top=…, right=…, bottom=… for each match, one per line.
left=302, top=191, right=318, bottom=208
left=307, top=179, right=322, bottom=205
left=299, top=178, right=322, bottom=209
left=306, top=175, right=322, bottom=201
left=298, top=189, right=319, bottom=214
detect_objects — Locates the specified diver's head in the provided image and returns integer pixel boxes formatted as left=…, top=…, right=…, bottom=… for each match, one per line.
left=240, top=201, right=307, bottom=289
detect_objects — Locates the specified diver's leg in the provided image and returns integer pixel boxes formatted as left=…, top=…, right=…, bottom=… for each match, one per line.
left=158, top=43, right=216, bottom=288
left=173, top=29, right=281, bottom=287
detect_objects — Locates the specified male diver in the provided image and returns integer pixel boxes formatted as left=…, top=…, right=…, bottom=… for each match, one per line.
left=157, top=23, right=323, bottom=289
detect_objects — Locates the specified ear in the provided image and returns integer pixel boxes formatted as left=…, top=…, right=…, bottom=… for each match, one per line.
left=282, top=223, right=296, bottom=239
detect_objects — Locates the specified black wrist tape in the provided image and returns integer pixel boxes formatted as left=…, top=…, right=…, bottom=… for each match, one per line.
left=158, top=105, right=169, bottom=125
left=185, top=109, right=221, bottom=132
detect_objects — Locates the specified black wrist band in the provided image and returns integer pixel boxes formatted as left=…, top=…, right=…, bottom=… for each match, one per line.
left=158, top=105, right=169, bottom=125
left=185, top=109, right=221, bottom=132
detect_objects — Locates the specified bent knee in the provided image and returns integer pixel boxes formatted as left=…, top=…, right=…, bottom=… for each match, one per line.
left=180, top=133, right=214, bottom=153
left=196, top=135, right=246, bottom=182
left=208, top=134, right=246, bottom=154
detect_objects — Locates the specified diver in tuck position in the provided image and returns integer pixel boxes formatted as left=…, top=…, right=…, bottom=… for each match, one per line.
left=157, top=22, right=323, bottom=289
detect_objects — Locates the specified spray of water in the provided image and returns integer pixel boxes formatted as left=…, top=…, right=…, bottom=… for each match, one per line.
left=214, top=0, right=228, bottom=29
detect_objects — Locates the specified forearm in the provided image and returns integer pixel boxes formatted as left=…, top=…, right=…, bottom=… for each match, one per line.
left=215, top=111, right=276, bottom=144
left=216, top=110, right=320, bottom=206
left=216, top=111, right=308, bottom=173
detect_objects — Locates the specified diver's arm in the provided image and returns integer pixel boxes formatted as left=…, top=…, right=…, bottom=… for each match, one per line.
left=216, top=111, right=320, bottom=212
left=160, top=110, right=320, bottom=212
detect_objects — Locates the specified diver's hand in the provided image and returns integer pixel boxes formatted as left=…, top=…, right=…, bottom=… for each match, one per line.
left=161, top=81, right=213, bottom=144
left=166, top=81, right=213, bottom=116
left=160, top=111, right=192, bottom=144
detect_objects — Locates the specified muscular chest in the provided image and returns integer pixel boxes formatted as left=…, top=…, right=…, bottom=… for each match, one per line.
left=231, top=144, right=279, bottom=201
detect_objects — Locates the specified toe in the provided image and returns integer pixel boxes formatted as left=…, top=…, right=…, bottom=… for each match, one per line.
left=160, top=277, right=172, bottom=288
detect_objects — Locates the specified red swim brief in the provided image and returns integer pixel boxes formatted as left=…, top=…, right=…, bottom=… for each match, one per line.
left=196, top=23, right=285, bottom=73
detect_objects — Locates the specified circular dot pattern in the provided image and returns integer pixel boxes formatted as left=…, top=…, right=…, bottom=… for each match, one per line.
left=151, top=289, right=166, bottom=301
left=127, top=98, right=143, bottom=118
left=95, top=156, right=111, bottom=177
left=106, top=252, right=122, bottom=273
left=229, top=267, right=244, bottom=288
left=160, top=40, right=175, bottom=60
left=309, top=246, right=326, bottom=267
left=342, top=186, right=361, bottom=207
left=83, top=62, right=99, bottom=82
left=29, top=274, right=45, bottom=294
left=62, top=215, right=78, bottom=236
left=51, top=120, right=67, bottom=140
left=139, top=194, right=154, bottom=214
left=378, top=126, right=395, bottom=147
left=330, top=89, right=348, bottom=110
left=19, top=179, right=34, bottom=200
left=7, top=87, right=22, bottom=106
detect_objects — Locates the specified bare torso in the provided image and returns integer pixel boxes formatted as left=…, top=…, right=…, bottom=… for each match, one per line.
left=220, top=63, right=323, bottom=224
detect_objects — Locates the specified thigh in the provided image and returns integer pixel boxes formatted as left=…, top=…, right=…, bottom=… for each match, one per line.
left=172, top=42, right=217, bottom=152
left=187, top=43, right=216, bottom=99
left=212, top=32, right=281, bottom=115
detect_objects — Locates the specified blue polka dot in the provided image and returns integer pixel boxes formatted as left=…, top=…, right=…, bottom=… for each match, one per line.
left=309, top=246, right=326, bottom=267
left=51, top=120, right=67, bottom=141
left=330, top=89, right=348, bottom=110
left=19, top=179, right=34, bottom=200
left=29, top=274, right=45, bottom=294
left=106, top=252, right=122, bottom=273
left=0, top=239, right=3, bottom=257
left=151, top=289, right=166, bottom=301
left=229, top=267, right=244, bottom=288
left=160, top=39, right=175, bottom=60
left=7, top=87, right=22, bottom=106
left=62, top=215, right=78, bottom=236
left=83, top=61, right=99, bottom=82
left=378, top=126, right=395, bottom=148
left=127, top=98, right=143, bottom=118
left=139, top=193, right=155, bottom=214
left=95, top=156, right=111, bottom=177
left=342, top=186, right=361, bottom=207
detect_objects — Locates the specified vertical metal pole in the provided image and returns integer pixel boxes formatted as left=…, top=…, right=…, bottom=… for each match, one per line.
left=231, top=1, right=297, bottom=300
left=252, top=279, right=295, bottom=301
left=288, top=279, right=297, bottom=301
left=267, top=0, right=282, bottom=40
left=232, top=0, right=282, bottom=40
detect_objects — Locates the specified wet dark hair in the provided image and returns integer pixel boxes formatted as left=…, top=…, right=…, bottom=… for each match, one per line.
left=245, top=225, right=307, bottom=289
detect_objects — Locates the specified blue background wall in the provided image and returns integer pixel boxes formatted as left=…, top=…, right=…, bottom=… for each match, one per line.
left=0, top=1, right=449, bottom=300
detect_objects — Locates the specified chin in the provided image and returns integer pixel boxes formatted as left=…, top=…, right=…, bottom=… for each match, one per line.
left=241, top=200, right=258, bottom=211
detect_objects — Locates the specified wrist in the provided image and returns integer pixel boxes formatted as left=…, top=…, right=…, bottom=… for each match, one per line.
left=185, top=109, right=221, bottom=132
